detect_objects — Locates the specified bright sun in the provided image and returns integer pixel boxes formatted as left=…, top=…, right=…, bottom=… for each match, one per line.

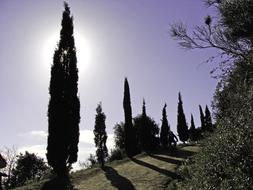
left=43, top=30, right=91, bottom=75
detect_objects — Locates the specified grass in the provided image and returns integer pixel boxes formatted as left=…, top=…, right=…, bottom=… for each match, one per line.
left=13, top=145, right=200, bottom=190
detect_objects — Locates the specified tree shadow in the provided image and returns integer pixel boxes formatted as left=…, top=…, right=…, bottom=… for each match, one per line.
left=148, top=154, right=182, bottom=165
left=40, top=176, right=78, bottom=190
left=160, top=149, right=196, bottom=159
left=102, top=166, right=136, bottom=190
left=131, top=158, right=181, bottom=180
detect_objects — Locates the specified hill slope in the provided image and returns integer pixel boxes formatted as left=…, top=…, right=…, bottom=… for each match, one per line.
left=14, top=145, right=199, bottom=190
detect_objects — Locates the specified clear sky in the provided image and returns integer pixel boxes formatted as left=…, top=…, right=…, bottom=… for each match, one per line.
left=0, top=0, right=217, bottom=167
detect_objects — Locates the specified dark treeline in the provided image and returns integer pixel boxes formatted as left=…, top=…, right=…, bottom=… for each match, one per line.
left=114, top=79, right=214, bottom=160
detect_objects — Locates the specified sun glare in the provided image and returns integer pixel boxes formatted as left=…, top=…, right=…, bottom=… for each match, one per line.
left=43, top=30, right=91, bottom=75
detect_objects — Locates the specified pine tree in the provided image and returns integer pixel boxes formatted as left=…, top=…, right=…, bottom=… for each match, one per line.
left=47, top=2, right=80, bottom=176
left=199, top=105, right=206, bottom=131
left=94, top=103, right=108, bottom=168
left=177, top=92, right=188, bottom=143
left=189, top=114, right=197, bottom=142
left=160, top=104, right=170, bottom=148
left=205, top=105, right=213, bottom=132
left=123, top=78, right=138, bottom=157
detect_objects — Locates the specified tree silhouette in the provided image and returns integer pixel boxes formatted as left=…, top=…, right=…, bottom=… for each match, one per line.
left=47, top=2, right=80, bottom=177
left=8, top=152, right=49, bottom=188
left=94, top=103, right=108, bottom=168
left=160, top=104, right=170, bottom=148
left=177, top=92, right=188, bottom=143
left=134, top=100, right=159, bottom=151
left=205, top=105, right=213, bottom=132
left=123, top=78, right=138, bottom=157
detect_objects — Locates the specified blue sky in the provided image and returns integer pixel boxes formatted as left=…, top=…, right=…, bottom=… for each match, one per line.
left=0, top=0, right=217, bottom=168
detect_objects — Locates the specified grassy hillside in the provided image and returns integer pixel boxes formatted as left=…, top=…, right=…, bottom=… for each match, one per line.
left=13, top=145, right=200, bottom=190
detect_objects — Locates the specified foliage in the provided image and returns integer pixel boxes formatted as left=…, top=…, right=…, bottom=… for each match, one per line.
left=217, top=0, right=253, bottom=42
left=94, top=103, right=108, bottom=167
left=160, top=104, right=170, bottom=148
left=0, top=146, right=18, bottom=189
left=177, top=92, right=188, bottom=143
left=113, top=122, right=125, bottom=150
left=47, top=2, right=80, bottom=177
left=8, top=152, right=49, bottom=188
left=123, top=78, right=138, bottom=157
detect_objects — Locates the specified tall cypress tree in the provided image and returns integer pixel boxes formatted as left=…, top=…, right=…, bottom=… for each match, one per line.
left=177, top=92, right=188, bottom=143
left=123, top=78, right=137, bottom=157
left=94, top=103, right=108, bottom=168
left=189, top=114, right=197, bottom=142
left=47, top=2, right=80, bottom=176
left=160, top=104, right=170, bottom=148
left=205, top=105, right=213, bottom=132
left=199, top=105, right=206, bottom=131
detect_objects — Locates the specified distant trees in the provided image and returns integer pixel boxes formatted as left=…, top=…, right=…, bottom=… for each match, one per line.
left=123, top=78, right=138, bottom=157
left=160, top=104, right=170, bottom=148
left=177, top=93, right=188, bottom=143
left=134, top=100, right=159, bottom=151
left=113, top=122, right=125, bottom=150
left=94, top=103, right=108, bottom=168
left=47, top=2, right=80, bottom=177
left=8, top=152, right=49, bottom=188
left=0, top=146, right=17, bottom=189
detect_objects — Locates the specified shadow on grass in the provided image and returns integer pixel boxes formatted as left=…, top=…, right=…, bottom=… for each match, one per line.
left=102, top=166, right=136, bottom=190
left=41, top=176, right=78, bottom=190
left=148, top=154, right=182, bottom=165
left=131, top=158, right=181, bottom=180
left=161, top=149, right=196, bottom=159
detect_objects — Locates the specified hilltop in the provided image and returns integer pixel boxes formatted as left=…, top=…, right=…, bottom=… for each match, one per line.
left=13, top=145, right=200, bottom=190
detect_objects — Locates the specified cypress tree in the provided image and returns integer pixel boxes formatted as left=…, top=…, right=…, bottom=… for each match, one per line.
left=205, top=105, right=213, bottom=132
left=177, top=92, right=188, bottom=143
left=47, top=2, right=80, bottom=176
left=94, top=103, right=108, bottom=168
left=123, top=78, right=137, bottom=157
left=160, top=104, right=170, bottom=148
left=142, top=99, right=147, bottom=117
left=199, top=105, right=206, bottom=131
left=189, top=114, right=197, bottom=142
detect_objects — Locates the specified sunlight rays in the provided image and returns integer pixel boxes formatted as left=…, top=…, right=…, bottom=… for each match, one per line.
left=43, top=30, right=91, bottom=75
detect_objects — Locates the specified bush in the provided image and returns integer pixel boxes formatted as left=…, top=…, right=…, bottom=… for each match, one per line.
left=108, top=148, right=126, bottom=162
left=179, top=61, right=253, bottom=189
